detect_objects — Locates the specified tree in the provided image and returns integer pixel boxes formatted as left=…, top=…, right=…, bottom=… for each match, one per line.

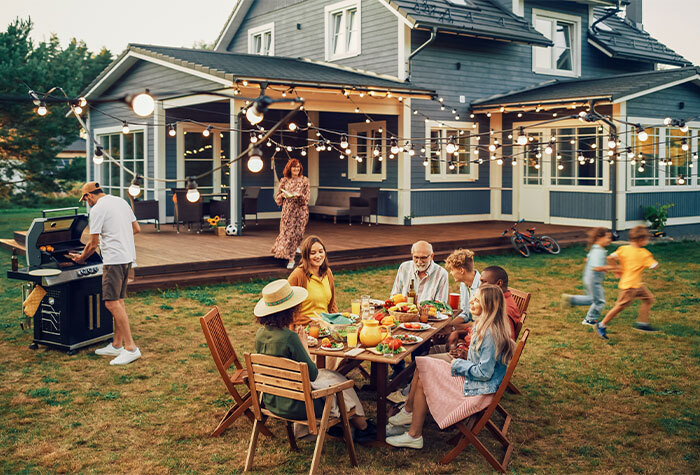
left=0, top=18, right=112, bottom=198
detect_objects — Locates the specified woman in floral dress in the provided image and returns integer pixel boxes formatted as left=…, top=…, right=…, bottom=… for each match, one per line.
left=271, top=158, right=310, bottom=269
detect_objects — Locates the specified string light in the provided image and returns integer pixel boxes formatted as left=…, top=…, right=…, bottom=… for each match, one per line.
left=130, top=91, right=155, bottom=117
left=168, top=124, right=176, bottom=137
left=247, top=147, right=263, bottom=173
left=288, top=122, right=297, bottom=131
left=186, top=177, right=200, bottom=202
left=128, top=175, right=142, bottom=197
left=36, top=102, right=47, bottom=116
left=390, top=138, right=399, bottom=155
left=681, top=138, right=689, bottom=151
left=517, top=127, right=528, bottom=146
left=78, top=97, right=87, bottom=108
left=445, top=136, right=457, bottom=154
left=608, top=135, right=617, bottom=149
left=340, top=134, right=349, bottom=149
left=92, top=146, right=104, bottom=165
left=636, top=125, right=649, bottom=142
left=122, top=122, right=130, bottom=134
left=677, top=175, right=686, bottom=185
left=202, top=126, right=212, bottom=137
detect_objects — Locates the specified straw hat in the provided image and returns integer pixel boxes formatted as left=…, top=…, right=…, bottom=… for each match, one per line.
left=254, top=279, right=308, bottom=317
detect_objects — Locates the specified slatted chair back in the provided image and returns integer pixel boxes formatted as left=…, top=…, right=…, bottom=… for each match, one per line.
left=245, top=353, right=319, bottom=433
left=200, top=306, right=243, bottom=395
left=508, top=287, right=531, bottom=338
left=473, top=329, right=528, bottom=435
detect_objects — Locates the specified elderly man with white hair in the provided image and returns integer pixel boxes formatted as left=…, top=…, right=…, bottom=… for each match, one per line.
left=391, top=240, right=449, bottom=304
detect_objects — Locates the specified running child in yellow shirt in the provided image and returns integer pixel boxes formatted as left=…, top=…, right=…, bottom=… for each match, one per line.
left=596, top=226, right=659, bottom=339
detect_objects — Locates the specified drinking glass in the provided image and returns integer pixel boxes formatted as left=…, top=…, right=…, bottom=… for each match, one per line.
left=351, top=299, right=361, bottom=316
left=346, top=326, right=358, bottom=347
left=361, top=294, right=370, bottom=315
left=308, top=322, right=320, bottom=339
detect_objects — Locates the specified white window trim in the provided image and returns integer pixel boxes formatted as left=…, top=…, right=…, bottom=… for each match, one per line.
left=626, top=118, right=700, bottom=191
left=531, top=8, right=581, bottom=78
left=348, top=120, right=386, bottom=182
left=514, top=119, right=608, bottom=191
left=247, top=22, right=275, bottom=56
left=177, top=122, right=229, bottom=193
left=324, top=0, right=361, bottom=62
left=424, top=120, right=479, bottom=183
left=94, top=125, right=149, bottom=199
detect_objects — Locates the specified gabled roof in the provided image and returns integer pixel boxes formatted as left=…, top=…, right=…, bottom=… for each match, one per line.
left=471, top=66, right=700, bottom=109
left=589, top=7, right=691, bottom=67
left=82, top=44, right=435, bottom=99
left=387, top=0, right=552, bottom=46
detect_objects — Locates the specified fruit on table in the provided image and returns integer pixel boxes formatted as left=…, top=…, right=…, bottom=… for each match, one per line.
left=374, top=310, right=387, bottom=322
left=391, top=294, right=407, bottom=304
left=321, top=337, right=331, bottom=347
left=384, top=299, right=394, bottom=309
left=381, top=315, right=395, bottom=327
left=387, top=338, right=402, bottom=351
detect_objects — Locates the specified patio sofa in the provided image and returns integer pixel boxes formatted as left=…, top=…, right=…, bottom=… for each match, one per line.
left=309, top=189, right=374, bottom=225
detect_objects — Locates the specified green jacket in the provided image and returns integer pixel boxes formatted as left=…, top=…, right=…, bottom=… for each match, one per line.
left=254, top=326, right=322, bottom=420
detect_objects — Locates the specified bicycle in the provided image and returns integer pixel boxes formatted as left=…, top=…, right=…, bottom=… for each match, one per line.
left=501, top=219, right=561, bottom=257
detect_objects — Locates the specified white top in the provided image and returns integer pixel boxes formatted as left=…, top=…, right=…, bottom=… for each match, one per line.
left=89, top=195, right=137, bottom=265
left=391, top=260, right=449, bottom=304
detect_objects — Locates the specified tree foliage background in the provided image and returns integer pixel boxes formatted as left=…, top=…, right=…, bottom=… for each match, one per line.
left=0, top=18, right=112, bottom=200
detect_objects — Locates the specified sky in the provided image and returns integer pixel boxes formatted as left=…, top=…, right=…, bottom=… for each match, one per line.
left=0, top=0, right=698, bottom=65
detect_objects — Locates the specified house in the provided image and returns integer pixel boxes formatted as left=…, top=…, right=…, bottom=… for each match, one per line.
left=81, top=0, right=700, bottom=235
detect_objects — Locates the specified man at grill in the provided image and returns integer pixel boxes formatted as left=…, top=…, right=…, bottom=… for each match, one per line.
left=70, top=182, right=142, bottom=365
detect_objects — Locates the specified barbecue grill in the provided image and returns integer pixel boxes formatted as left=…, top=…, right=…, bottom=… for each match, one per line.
left=7, top=207, right=113, bottom=354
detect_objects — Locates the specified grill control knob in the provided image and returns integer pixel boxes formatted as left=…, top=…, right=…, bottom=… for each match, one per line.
left=48, top=297, right=55, bottom=305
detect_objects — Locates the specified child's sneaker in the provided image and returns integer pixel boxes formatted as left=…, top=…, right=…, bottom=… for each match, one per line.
left=633, top=322, right=659, bottom=333
left=560, top=294, right=573, bottom=309
left=581, top=318, right=598, bottom=326
left=596, top=323, right=609, bottom=340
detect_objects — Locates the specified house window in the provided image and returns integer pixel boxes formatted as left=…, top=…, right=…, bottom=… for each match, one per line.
left=248, top=23, right=274, bottom=56
left=425, top=122, right=477, bottom=182
left=665, top=129, right=691, bottom=186
left=630, top=127, right=660, bottom=187
left=184, top=130, right=215, bottom=194
left=348, top=121, right=385, bottom=181
left=522, top=132, right=543, bottom=185
left=549, top=127, right=603, bottom=186
left=532, top=10, right=580, bottom=77
left=98, top=130, right=147, bottom=198
left=325, top=0, right=360, bottom=61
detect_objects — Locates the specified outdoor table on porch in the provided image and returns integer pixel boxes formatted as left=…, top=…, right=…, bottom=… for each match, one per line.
left=310, top=318, right=453, bottom=444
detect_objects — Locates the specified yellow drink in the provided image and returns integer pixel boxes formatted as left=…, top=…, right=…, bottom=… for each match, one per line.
left=347, top=328, right=358, bottom=347
left=351, top=300, right=361, bottom=315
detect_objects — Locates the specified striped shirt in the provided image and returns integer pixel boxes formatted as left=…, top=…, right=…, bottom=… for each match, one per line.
left=391, top=260, right=449, bottom=304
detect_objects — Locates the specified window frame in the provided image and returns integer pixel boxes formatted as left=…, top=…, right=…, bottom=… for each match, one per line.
left=94, top=125, right=150, bottom=199
left=348, top=120, right=386, bottom=182
left=531, top=9, right=581, bottom=78
left=424, top=120, right=479, bottom=183
left=248, top=22, right=275, bottom=56
left=324, top=0, right=361, bottom=61
left=177, top=122, right=229, bottom=194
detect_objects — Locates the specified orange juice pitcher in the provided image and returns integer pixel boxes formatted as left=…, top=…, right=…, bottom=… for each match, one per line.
left=359, top=319, right=391, bottom=347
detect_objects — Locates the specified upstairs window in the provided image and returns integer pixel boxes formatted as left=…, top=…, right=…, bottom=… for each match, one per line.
left=325, top=0, right=360, bottom=61
left=248, top=23, right=274, bottom=56
left=532, top=10, right=580, bottom=77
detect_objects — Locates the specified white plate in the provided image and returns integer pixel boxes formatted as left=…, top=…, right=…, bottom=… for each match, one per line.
left=394, top=334, right=424, bottom=345
left=319, top=345, right=345, bottom=352
left=398, top=322, right=432, bottom=331
left=428, top=312, right=449, bottom=321
left=369, top=298, right=385, bottom=306
left=28, top=268, right=61, bottom=276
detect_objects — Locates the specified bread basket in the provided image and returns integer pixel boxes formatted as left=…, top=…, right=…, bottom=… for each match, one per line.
left=388, top=309, right=420, bottom=323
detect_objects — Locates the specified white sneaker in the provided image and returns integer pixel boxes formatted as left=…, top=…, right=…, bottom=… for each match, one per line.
left=110, top=347, right=141, bottom=365
left=296, top=247, right=301, bottom=254
left=386, top=431, right=423, bottom=449
left=388, top=407, right=413, bottom=426
left=286, top=259, right=296, bottom=269
left=386, top=423, right=408, bottom=437
left=95, top=343, right=123, bottom=356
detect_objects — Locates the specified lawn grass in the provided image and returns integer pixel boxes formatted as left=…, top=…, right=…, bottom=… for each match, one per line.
left=0, top=220, right=698, bottom=473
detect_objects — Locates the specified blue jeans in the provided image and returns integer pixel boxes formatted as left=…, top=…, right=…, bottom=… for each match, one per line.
left=570, top=277, right=605, bottom=321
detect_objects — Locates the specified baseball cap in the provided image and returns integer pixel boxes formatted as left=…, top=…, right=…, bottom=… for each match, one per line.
left=79, top=182, right=103, bottom=201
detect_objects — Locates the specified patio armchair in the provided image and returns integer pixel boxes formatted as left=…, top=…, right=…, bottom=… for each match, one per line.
left=242, top=187, right=260, bottom=225
left=358, top=187, right=379, bottom=225
left=129, top=196, right=160, bottom=231
left=172, top=188, right=204, bottom=233
left=208, top=199, right=229, bottom=226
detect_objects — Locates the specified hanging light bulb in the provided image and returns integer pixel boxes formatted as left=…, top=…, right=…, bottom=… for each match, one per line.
left=345, top=148, right=352, bottom=154
left=287, top=146, right=293, bottom=152
left=36, top=102, right=48, bottom=116
left=535, top=151, right=542, bottom=159
left=558, top=163, right=564, bottom=170
left=608, top=135, right=617, bottom=149
left=168, top=124, right=176, bottom=137
left=680, top=122, right=689, bottom=133
left=496, top=158, right=503, bottom=165
left=636, top=126, right=648, bottom=142
left=131, top=91, right=155, bottom=117
left=202, top=126, right=212, bottom=137
left=534, top=162, right=540, bottom=170
left=186, top=177, right=200, bottom=202
left=511, top=159, right=517, bottom=166
left=300, top=150, right=307, bottom=156
left=78, top=97, right=87, bottom=108
left=681, top=139, right=689, bottom=151
left=288, top=122, right=297, bottom=132
left=489, top=143, right=497, bottom=152
left=73, top=104, right=83, bottom=115
left=247, top=147, right=264, bottom=173
left=663, top=117, right=673, bottom=126
left=407, top=143, right=415, bottom=156
left=545, top=145, right=553, bottom=155
left=79, top=128, right=87, bottom=140
left=92, top=146, right=104, bottom=165
left=445, top=136, right=457, bottom=154
left=517, top=127, right=528, bottom=146
left=245, top=96, right=272, bottom=125
left=128, top=175, right=142, bottom=198
left=390, top=138, right=399, bottom=155
left=122, top=122, right=130, bottom=134
left=677, top=175, right=686, bottom=185
left=448, top=161, right=455, bottom=170
left=250, top=132, right=258, bottom=144
left=340, top=135, right=349, bottom=149
left=423, top=158, right=429, bottom=167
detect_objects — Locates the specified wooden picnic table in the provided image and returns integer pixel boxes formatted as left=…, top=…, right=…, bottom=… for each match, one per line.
left=310, top=318, right=453, bottom=444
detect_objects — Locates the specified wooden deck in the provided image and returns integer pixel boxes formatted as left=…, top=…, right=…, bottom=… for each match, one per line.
left=3, top=219, right=590, bottom=291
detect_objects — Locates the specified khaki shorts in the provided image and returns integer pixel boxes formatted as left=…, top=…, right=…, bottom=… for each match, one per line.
left=102, top=263, right=131, bottom=301
left=613, top=285, right=653, bottom=310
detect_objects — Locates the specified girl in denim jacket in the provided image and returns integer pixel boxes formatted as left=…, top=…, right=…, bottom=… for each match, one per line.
left=386, top=285, right=515, bottom=449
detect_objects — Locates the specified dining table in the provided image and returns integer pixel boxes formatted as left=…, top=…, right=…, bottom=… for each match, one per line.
left=309, top=317, right=453, bottom=444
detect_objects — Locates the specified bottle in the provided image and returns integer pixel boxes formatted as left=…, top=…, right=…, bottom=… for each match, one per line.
left=407, top=279, right=416, bottom=306
left=11, top=250, right=19, bottom=271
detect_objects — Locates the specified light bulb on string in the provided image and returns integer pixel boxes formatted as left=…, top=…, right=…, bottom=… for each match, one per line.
left=390, top=138, right=399, bottom=155
left=186, top=177, right=200, bottom=202
left=557, top=163, right=564, bottom=170
left=496, top=158, right=503, bottom=165
left=79, top=128, right=87, bottom=140
left=92, top=146, right=104, bottom=165
left=36, top=102, right=47, bottom=116
left=250, top=132, right=258, bottom=144
left=664, top=117, right=672, bottom=126
left=636, top=126, right=648, bottom=142
left=448, top=161, right=455, bottom=171
left=247, top=147, right=264, bottom=173
left=681, top=139, right=689, bottom=151
left=245, top=96, right=272, bottom=125
left=128, top=175, right=142, bottom=198
left=78, top=97, right=87, bottom=108
left=202, top=126, right=212, bottom=137
left=545, top=145, right=553, bottom=155
left=168, top=124, right=176, bottom=137
left=608, top=135, right=617, bottom=149
left=122, top=122, right=130, bottom=134
left=534, top=162, right=540, bottom=169
left=626, top=147, right=634, bottom=159
left=407, top=143, right=415, bottom=156
left=340, top=135, right=349, bottom=149
left=345, top=148, right=352, bottom=154
left=301, top=150, right=307, bottom=156
left=130, top=91, right=155, bottom=117
left=511, top=159, right=517, bottom=166
left=680, top=122, right=689, bottom=133
left=288, top=122, right=297, bottom=132
left=423, top=158, right=429, bottom=167
left=677, top=175, right=686, bottom=185
left=445, top=136, right=457, bottom=154
left=73, top=104, right=83, bottom=115
left=287, top=146, right=293, bottom=152
left=516, top=127, right=528, bottom=146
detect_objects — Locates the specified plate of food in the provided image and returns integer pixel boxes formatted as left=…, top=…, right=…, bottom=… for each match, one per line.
left=307, top=336, right=318, bottom=347
left=394, top=334, right=424, bottom=345
left=305, top=325, right=331, bottom=338
left=319, top=338, right=345, bottom=351
left=369, top=338, right=405, bottom=357
left=398, top=322, right=433, bottom=331
left=428, top=312, right=449, bottom=322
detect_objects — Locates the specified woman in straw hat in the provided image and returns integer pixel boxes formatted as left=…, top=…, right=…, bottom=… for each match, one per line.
left=254, top=279, right=376, bottom=442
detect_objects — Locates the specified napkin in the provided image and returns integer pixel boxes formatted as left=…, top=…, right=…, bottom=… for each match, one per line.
left=320, top=313, right=353, bottom=325
left=23, top=285, right=46, bottom=318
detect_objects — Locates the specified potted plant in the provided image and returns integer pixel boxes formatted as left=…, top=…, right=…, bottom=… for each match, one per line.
left=642, top=203, right=674, bottom=237
left=207, top=216, right=226, bottom=236
left=403, top=214, right=415, bottom=226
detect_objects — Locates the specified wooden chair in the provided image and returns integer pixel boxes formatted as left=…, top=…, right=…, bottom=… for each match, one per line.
left=439, top=329, right=530, bottom=473
left=507, top=287, right=531, bottom=395
left=244, top=353, right=358, bottom=475
left=199, top=306, right=272, bottom=438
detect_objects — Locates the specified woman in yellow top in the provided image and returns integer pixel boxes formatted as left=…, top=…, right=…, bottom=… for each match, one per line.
left=287, top=235, right=338, bottom=353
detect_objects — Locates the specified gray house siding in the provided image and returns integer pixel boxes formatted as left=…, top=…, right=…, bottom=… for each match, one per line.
left=501, top=190, right=513, bottom=215
left=626, top=191, right=700, bottom=221
left=550, top=191, right=611, bottom=220
left=626, top=82, right=700, bottom=118
left=412, top=190, right=490, bottom=217
left=227, top=0, right=400, bottom=78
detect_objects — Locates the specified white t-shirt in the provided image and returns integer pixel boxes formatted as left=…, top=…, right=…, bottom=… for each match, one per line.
left=89, top=195, right=137, bottom=265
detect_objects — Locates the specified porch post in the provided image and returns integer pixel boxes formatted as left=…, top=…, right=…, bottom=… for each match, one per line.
left=307, top=111, right=319, bottom=204
left=613, top=102, right=627, bottom=232
left=398, top=98, right=411, bottom=224
left=230, top=99, right=243, bottom=235
left=490, top=112, right=503, bottom=220
left=154, top=100, right=167, bottom=224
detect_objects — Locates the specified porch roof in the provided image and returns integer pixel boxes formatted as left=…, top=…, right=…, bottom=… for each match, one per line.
left=470, top=66, right=700, bottom=110
left=387, top=0, right=553, bottom=46
left=589, top=8, right=692, bottom=67
left=82, top=44, right=435, bottom=100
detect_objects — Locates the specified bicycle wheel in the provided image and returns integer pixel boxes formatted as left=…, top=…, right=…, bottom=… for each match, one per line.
left=539, top=235, right=561, bottom=254
left=511, top=235, right=530, bottom=257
